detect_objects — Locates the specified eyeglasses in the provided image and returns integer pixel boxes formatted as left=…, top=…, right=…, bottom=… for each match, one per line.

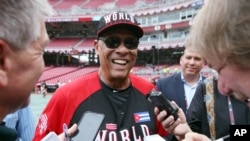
left=98, top=36, right=139, bottom=50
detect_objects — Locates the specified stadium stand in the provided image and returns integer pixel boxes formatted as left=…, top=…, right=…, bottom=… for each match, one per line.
left=46, top=38, right=82, bottom=52
left=46, top=66, right=99, bottom=84
left=116, top=0, right=137, bottom=7
left=82, top=0, right=115, bottom=9
left=38, top=67, right=81, bottom=83
left=75, top=37, right=95, bottom=52
left=53, top=0, right=85, bottom=10
left=48, top=0, right=62, bottom=7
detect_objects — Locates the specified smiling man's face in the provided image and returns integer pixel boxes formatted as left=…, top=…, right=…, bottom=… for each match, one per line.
left=95, top=28, right=138, bottom=83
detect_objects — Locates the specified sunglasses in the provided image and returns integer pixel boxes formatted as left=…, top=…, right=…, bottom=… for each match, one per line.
left=98, top=36, right=139, bottom=50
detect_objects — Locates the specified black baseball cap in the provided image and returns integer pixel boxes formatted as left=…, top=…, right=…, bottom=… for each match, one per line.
left=97, top=11, right=143, bottom=38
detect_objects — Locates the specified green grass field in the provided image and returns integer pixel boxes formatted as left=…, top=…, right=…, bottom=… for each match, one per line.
left=30, top=94, right=52, bottom=124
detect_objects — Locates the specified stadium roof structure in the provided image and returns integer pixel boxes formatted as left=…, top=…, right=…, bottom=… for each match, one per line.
left=45, top=0, right=197, bottom=22
left=133, top=1, right=193, bottom=16
left=45, top=16, right=95, bottom=23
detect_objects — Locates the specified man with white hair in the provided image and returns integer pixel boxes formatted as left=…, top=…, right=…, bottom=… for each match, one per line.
left=0, top=1, right=76, bottom=140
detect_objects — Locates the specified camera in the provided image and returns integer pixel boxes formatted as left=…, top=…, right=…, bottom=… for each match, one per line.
left=147, top=89, right=179, bottom=121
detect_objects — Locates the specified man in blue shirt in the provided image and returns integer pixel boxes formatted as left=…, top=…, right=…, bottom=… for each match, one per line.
left=3, top=106, right=35, bottom=141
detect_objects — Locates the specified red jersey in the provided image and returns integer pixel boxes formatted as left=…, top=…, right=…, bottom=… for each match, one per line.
left=33, top=72, right=168, bottom=141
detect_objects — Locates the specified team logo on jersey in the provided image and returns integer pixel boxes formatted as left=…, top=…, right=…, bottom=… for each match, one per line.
left=133, top=112, right=150, bottom=123
left=38, top=113, right=48, bottom=134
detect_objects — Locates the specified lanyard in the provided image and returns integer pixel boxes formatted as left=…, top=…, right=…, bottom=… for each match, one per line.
left=227, top=96, right=235, bottom=125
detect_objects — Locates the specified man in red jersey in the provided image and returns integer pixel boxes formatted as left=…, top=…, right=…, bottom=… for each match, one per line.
left=33, top=11, right=179, bottom=141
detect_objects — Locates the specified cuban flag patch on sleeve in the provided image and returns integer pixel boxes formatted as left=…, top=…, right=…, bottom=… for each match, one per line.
left=133, top=112, right=151, bottom=123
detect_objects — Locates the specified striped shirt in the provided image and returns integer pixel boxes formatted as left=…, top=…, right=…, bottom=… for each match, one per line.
left=3, top=106, right=35, bottom=141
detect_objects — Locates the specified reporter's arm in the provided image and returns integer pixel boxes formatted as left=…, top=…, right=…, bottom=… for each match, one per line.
left=182, top=132, right=210, bottom=141
left=41, top=123, right=77, bottom=141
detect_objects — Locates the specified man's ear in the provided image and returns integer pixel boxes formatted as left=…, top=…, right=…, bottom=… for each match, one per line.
left=0, top=40, right=10, bottom=86
left=179, top=55, right=183, bottom=65
left=94, top=39, right=99, bottom=55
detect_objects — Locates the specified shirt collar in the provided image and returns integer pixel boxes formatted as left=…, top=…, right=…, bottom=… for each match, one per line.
left=181, top=72, right=203, bottom=84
